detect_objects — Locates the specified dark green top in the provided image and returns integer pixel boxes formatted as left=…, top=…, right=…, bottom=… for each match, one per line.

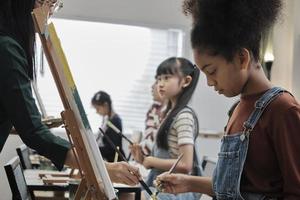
left=0, top=35, right=70, bottom=170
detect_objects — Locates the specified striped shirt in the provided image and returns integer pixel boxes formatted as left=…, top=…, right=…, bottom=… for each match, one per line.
left=167, top=107, right=196, bottom=158
left=140, top=101, right=165, bottom=155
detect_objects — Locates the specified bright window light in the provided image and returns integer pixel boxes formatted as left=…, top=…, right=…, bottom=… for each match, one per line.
left=35, top=18, right=183, bottom=134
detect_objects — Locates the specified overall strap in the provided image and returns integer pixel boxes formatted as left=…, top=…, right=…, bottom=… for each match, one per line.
left=185, top=106, right=203, bottom=176
left=185, top=105, right=199, bottom=140
left=243, top=87, right=285, bottom=134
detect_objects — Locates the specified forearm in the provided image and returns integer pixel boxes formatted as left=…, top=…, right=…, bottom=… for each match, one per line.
left=143, top=156, right=191, bottom=173
left=187, top=176, right=214, bottom=196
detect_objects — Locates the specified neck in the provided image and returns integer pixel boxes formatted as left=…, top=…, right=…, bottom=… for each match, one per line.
left=241, top=63, right=272, bottom=97
left=170, top=98, right=177, bottom=109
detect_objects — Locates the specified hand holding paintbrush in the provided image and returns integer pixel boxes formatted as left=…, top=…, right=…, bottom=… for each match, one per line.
left=152, top=153, right=184, bottom=199
left=99, top=128, right=153, bottom=196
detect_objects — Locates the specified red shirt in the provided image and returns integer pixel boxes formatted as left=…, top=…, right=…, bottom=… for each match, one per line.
left=226, top=91, right=300, bottom=199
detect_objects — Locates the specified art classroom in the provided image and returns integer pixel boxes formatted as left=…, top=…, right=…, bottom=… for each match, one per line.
left=0, top=0, right=300, bottom=200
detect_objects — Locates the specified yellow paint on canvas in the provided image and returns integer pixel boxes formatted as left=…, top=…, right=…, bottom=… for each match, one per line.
left=48, top=23, right=76, bottom=89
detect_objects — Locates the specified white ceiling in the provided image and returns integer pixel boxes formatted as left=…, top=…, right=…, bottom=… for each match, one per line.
left=56, top=0, right=191, bottom=29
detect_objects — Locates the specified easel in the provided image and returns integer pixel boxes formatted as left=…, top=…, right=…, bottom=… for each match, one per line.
left=32, top=6, right=117, bottom=200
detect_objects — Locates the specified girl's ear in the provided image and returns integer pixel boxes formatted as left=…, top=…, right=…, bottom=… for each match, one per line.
left=182, top=75, right=192, bottom=88
left=238, top=48, right=251, bottom=70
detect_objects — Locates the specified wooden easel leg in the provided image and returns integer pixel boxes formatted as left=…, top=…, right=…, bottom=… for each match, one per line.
left=74, top=178, right=87, bottom=200
left=85, top=191, right=92, bottom=200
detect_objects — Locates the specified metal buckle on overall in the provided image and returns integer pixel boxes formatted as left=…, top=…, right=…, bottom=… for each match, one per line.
left=255, top=100, right=264, bottom=109
left=241, top=122, right=252, bottom=141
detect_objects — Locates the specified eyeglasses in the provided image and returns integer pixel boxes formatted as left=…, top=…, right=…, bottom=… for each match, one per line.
left=36, top=0, right=63, bottom=14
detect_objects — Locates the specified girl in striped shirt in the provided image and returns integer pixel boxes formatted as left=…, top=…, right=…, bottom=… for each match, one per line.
left=130, top=57, right=202, bottom=200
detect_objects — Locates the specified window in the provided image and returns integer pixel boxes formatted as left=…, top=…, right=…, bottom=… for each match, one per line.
left=35, top=18, right=183, bottom=134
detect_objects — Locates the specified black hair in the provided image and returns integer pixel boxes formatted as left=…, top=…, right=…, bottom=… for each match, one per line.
left=155, top=57, right=200, bottom=150
left=0, top=0, right=36, bottom=79
left=91, top=91, right=113, bottom=117
left=183, top=0, right=282, bottom=62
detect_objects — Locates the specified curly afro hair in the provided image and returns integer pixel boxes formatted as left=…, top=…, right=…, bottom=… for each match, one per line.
left=183, top=0, right=282, bottom=62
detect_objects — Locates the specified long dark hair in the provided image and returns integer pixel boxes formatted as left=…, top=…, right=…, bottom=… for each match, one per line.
left=91, top=91, right=113, bottom=117
left=0, top=0, right=36, bottom=79
left=156, top=57, right=200, bottom=150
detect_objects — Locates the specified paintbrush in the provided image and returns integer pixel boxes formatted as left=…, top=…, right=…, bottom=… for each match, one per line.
left=99, top=128, right=153, bottom=196
left=106, top=121, right=147, bottom=156
left=153, top=153, right=184, bottom=198
left=107, top=121, right=133, bottom=145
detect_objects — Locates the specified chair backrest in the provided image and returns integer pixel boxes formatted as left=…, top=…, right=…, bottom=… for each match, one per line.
left=201, top=156, right=217, bottom=177
left=4, top=156, right=32, bottom=200
left=16, top=144, right=32, bottom=169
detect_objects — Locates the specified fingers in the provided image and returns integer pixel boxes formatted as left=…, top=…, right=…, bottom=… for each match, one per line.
left=129, top=144, right=138, bottom=156
left=128, top=164, right=141, bottom=179
left=129, top=144, right=144, bottom=164
left=107, top=162, right=139, bottom=185
left=155, top=174, right=182, bottom=194
left=156, top=173, right=174, bottom=182
left=117, top=162, right=140, bottom=185
left=121, top=169, right=139, bottom=185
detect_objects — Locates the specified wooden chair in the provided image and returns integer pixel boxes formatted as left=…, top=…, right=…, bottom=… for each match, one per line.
left=4, top=156, right=33, bottom=200
left=5, top=156, right=68, bottom=200
left=16, top=144, right=33, bottom=170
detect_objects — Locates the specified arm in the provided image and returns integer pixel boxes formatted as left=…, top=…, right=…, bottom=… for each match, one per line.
left=272, top=105, right=300, bottom=198
left=131, top=110, right=195, bottom=173
left=143, top=144, right=193, bottom=173
left=156, top=173, right=214, bottom=196
left=0, top=38, right=71, bottom=170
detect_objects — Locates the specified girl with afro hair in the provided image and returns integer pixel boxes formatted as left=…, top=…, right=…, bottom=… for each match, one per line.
left=156, top=0, right=300, bottom=199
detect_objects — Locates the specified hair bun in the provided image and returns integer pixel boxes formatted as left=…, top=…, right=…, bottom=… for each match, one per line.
left=183, top=0, right=282, bottom=61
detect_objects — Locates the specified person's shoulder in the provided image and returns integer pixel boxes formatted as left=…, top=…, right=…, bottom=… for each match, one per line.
left=270, top=91, right=299, bottom=112
left=178, top=106, right=196, bottom=116
left=111, top=114, right=122, bottom=123
left=265, top=91, right=300, bottom=137
left=175, top=107, right=195, bottom=121
left=268, top=91, right=300, bottom=115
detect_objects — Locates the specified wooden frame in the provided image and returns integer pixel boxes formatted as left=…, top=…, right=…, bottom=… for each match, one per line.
left=32, top=6, right=117, bottom=200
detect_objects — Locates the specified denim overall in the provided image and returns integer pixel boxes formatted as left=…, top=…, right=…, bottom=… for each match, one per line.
left=145, top=107, right=202, bottom=200
left=212, top=87, right=285, bottom=200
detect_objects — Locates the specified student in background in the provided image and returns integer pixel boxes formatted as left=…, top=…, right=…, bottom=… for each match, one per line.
left=92, top=91, right=125, bottom=162
left=140, top=81, right=166, bottom=156
left=156, top=0, right=300, bottom=199
left=0, top=0, right=139, bottom=186
left=130, top=57, right=202, bottom=200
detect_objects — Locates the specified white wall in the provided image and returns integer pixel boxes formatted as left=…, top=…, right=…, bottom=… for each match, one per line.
left=272, top=0, right=300, bottom=99
left=291, top=0, right=300, bottom=99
